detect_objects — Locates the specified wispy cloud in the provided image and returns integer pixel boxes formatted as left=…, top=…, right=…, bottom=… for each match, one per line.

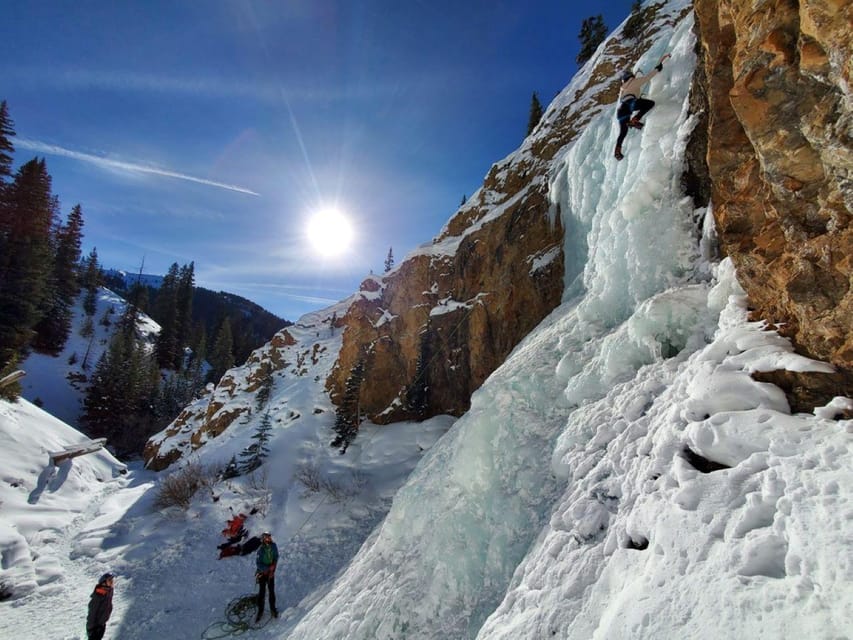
left=4, top=66, right=473, bottom=105
left=203, top=279, right=343, bottom=305
left=15, top=138, right=260, bottom=196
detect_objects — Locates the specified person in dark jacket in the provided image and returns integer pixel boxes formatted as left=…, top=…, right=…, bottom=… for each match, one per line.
left=254, top=532, right=279, bottom=622
left=86, top=573, right=114, bottom=640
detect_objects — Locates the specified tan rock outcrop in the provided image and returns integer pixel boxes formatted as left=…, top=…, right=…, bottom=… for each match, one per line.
left=327, top=187, right=564, bottom=424
left=694, top=0, right=853, bottom=403
left=143, top=330, right=297, bottom=470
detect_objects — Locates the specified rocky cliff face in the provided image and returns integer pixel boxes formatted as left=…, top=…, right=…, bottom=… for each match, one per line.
left=328, top=185, right=564, bottom=424
left=693, top=0, right=853, bottom=403
left=145, top=0, right=852, bottom=469
left=325, top=6, right=686, bottom=424
left=143, top=328, right=311, bottom=470
left=333, top=0, right=852, bottom=423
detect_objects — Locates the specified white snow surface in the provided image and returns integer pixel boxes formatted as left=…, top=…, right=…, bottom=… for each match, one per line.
left=0, top=399, right=127, bottom=604
left=2, top=2, right=851, bottom=639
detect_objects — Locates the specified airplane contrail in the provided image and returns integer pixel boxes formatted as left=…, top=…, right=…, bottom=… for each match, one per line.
left=15, top=138, right=260, bottom=197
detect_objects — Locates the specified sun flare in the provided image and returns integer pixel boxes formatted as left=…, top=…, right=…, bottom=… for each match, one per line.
left=306, top=208, right=353, bottom=257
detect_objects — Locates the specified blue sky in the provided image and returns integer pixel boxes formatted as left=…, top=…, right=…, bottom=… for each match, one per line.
left=1, top=1, right=634, bottom=321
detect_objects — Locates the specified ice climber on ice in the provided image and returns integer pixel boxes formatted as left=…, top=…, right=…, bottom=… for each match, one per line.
left=254, top=531, right=279, bottom=622
left=614, top=53, right=671, bottom=160
left=86, top=573, right=114, bottom=640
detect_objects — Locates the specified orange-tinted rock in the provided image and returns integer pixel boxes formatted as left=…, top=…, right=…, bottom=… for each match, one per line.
left=694, top=0, right=853, bottom=403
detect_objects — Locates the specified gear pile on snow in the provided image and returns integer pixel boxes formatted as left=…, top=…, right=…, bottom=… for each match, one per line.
left=217, top=513, right=262, bottom=559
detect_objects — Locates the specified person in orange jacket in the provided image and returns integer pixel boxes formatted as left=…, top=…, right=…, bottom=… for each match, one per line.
left=614, top=53, right=671, bottom=160
left=254, top=532, right=279, bottom=622
left=86, top=573, right=114, bottom=640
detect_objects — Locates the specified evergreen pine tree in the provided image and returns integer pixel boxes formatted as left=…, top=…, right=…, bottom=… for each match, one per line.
left=117, top=287, right=143, bottom=339
left=405, top=327, right=431, bottom=418
left=255, top=366, right=273, bottom=411
left=82, top=248, right=101, bottom=316
left=152, top=366, right=201, bottom=427
left=153, top=370, right=177, bottom=424
left=83, top=332, right=131, bottom=434
left=81, top=325, right=160, bottom=454
left=0, top=158, right=57, bottom=365
left=527, top=92, right=544, bottom=136
left=187, top=326, right=207, bottom=389
left=81, top=333, right=97, bottom=370
left=0, top=100, right=15, bottom=183
left=127, top=281, right=149, bottom=316
left=175, top=262, right=195, bottom=369
left=222, top=454, right=240, bottom=479
left=576, top=15, right=608, bottom=65
left=32, top=204, right=84, bottom=354
left=0, top=101, right=16, bottom=315
left=57, top=204, right=84, bottom=297
left=154, top=263, right=180, bottom=369
left=240, top=410, right=272, bottom=473
left=384, top=247, right=394, bottom=273
left=208, top=317, right=234, bottom=383
left=331, top=358, right=366, bottom=453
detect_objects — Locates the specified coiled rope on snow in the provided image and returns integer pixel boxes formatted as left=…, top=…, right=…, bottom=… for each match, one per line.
left=201, top=593, right=270, bottom=639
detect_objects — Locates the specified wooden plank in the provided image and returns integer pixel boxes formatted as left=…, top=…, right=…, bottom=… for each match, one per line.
left=49, top=439, right=108, bottom=465
left=56, top=437, right=107, bottom=454
left=0, top=370, right=25, bottom=389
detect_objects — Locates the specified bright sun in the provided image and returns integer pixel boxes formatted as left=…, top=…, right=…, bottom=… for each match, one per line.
left=306, top=208, right=353, bottom=257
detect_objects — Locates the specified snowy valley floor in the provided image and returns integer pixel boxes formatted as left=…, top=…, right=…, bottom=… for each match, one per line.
left=0, top=401, right=453, bottom=640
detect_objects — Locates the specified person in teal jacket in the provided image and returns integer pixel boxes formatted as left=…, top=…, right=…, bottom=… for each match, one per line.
left=254, top=532, right=279, bottom=622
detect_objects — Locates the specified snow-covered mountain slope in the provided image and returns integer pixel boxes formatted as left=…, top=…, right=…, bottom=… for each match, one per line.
left=143, top=298, right=355, bottom=468
left=1, top=300, right=454, bottom=639
left=20, top=288, right=159, bottom=428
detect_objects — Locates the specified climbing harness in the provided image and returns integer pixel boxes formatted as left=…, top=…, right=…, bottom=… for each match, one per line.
left=617, top=95, right=639, bottom=122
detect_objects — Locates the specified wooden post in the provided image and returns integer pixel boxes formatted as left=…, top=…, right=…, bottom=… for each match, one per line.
left=0, top=370, right=25, bottom=389
left=48, top=438, right=108, bottom=465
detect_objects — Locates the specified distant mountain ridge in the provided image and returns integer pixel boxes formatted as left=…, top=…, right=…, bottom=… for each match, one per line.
left=103, top=270, right=289, bottom=366
left=191, top=286, right=289, bottom=364
left=103, top=269, right=164, bottom=290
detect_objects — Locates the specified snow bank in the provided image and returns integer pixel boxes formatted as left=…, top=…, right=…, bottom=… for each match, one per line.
left=0, top=399, right=125, bottom=600
left=478, top=262, right=853, bottom=639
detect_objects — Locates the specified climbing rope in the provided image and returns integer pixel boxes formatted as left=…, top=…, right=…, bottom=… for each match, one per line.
left=201, top=593, right=270, bottom=639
